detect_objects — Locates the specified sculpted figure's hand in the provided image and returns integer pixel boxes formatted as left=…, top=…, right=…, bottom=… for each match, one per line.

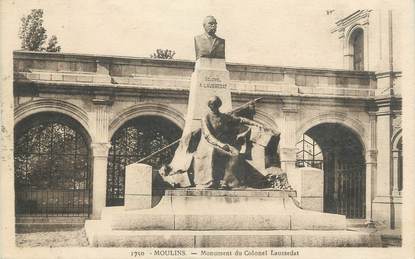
left=253, top=123, right=274, bottom=134
left=223, top=144, right=239, bottom=156
left=256, top=124, right=264, bottom=131
left=222, top=144, right=231, bottom=152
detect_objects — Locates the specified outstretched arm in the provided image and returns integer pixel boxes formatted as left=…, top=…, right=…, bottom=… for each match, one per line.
left=239, top=117, right=263, bottom=128
left=235, top=115, right=280, bottom=135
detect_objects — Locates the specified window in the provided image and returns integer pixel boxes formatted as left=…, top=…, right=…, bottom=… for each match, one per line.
left=350, top=28, right=364, bottom=71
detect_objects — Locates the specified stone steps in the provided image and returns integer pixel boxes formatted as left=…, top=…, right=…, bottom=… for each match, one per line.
left=16, top=223, right=84, bottom=233
left=85, top=220, right=381, bottom=247
left=16, top=216, right=87, bottom=233
left=85, top=189, right=382, bottom=247
left=16, top=216, right=87, bottom=224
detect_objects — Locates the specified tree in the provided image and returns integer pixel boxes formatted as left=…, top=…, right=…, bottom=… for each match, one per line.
left=19, top=9, right=61, bottom=52
left=46, top=35, right=61, bottom=52
left=150, top=49, right=176, bottom=59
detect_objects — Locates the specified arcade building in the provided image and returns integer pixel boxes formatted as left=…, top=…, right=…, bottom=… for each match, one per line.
left=12, top=10, right=402, bottom=232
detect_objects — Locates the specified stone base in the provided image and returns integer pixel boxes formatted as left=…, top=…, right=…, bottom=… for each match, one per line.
left=85, top=222, right=381, bottom=247
left=85, top=189, right=382, bottom=247
left=372, top=195, right=402, bottom=229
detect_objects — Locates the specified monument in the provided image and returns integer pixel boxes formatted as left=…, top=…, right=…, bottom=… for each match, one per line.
left=164, top=15, right=287, bottom=190
left=84, top=16, right=381, bottom=247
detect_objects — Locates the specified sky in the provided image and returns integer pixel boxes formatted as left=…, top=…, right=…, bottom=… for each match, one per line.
left=4, top=0, right=371, bottom=69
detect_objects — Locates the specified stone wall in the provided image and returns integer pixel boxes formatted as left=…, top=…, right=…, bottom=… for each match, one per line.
left=14, top=51, right=376, bottom=98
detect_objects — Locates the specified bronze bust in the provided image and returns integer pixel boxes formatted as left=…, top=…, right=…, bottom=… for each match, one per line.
left=194, top=16, right=225, bottom=60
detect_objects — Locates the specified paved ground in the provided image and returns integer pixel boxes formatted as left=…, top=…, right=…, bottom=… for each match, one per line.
left=16, top=229, right=89, bottom=247
left=16, top=228, right=401, bottom=247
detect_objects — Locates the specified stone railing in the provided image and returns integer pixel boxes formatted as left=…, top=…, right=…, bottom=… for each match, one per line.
left=14, top=51, right=377, bottom=98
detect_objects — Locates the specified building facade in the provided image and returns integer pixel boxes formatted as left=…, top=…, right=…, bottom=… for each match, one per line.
left=12, top=10, right=402, bottom=230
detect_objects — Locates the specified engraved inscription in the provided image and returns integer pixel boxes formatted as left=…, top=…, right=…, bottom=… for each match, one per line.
left=200, top=76, right=227, bottom=89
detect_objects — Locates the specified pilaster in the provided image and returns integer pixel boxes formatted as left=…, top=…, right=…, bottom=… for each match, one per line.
left=92, top=96, right=113, bottom=143
left=372, top=97, right=393, bottom=227
left=280, top=103, right=299, bottom=173
left=365, top=111, right=377, bottom=227
left=91, top=143, right=111, bottom=219
left=374, top=10, right=398, bottom=96
left=90, top=96, right=113, bottom=219
left=374, top=99, right=392, bottom=198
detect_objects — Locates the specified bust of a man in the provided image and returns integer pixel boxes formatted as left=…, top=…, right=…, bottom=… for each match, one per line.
left=194, top=16, right=225, bottom=60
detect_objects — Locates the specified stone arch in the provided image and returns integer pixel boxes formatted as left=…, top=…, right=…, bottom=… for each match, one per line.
left=296, top=112, right=367, bottom=153
left=345, top=24, right=365, bottom=43
left=14, top=98, right=92, bottom=142
left=14, top=111, right=93, bottom=216
left=254, top=109, right=279, bottom=132
left=298, top=117, right=367, bottom=219
left=392, top=128, right=402, bottom=150
left=109, top=103, right=185, bottom=139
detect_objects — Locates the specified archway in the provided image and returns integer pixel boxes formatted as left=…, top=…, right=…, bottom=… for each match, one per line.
left=14, top=112, right=92, bottom=216
left=106, top=116, right=182, bottom=206
left=298, top=123, right=366, bottom=218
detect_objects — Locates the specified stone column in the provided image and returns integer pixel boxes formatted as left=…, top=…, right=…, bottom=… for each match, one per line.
left=372, top=99, right=393, bottom=227
left=90, top=97, right=113, bottom=219
left=91, top=143, right=111, bottom=219
left=280, top=103, right=298, bottom=173
left=365, top=111, right=377, bottom=227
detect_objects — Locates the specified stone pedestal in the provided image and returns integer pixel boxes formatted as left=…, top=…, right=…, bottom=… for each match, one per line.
left=85, top=189, right=381, bottom=247
left=93, top=59, right=112, bottom=83
left=298, top=168, right=323, bottom=212
left=287, top=167, right=324, bottom=212
left=125, top=163, right=153, bottom=210
left=182, top=58, right=232, bottom=134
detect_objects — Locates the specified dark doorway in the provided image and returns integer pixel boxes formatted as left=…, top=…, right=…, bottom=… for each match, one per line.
left=106, top=116, right=182, bottom=206
left=14, top=113, right=92, bottom=217
left=302, top=123, right=366, bottom=219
